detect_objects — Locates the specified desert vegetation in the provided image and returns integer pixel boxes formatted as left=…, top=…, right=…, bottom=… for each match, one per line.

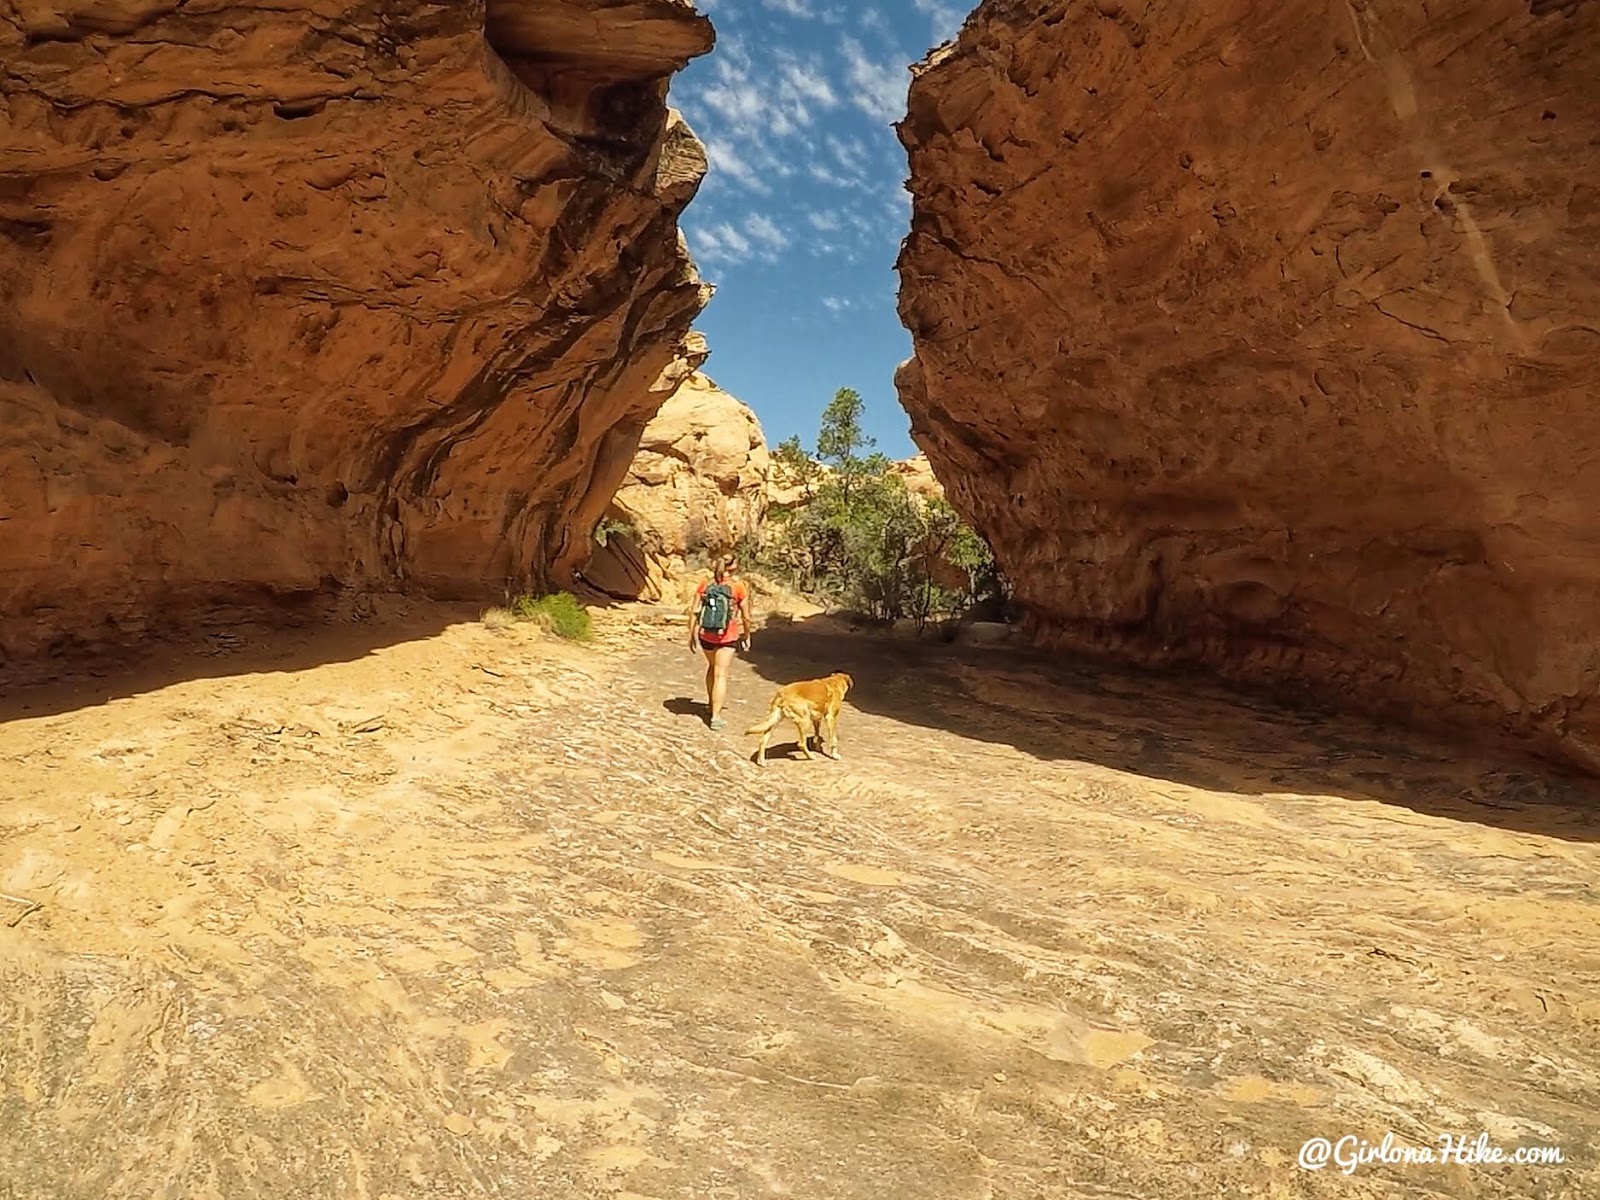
left=747, top=389, right=1005, bottom=629
left=482, top=591, right=594, bottom=641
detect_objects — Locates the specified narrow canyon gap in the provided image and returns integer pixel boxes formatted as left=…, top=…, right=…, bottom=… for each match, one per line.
left=896, top=0, right=1600, bottom=772
left=0, top=0, right=713, bottom=668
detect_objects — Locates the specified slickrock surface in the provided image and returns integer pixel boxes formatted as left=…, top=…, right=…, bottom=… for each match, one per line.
left=586, top=370, right=770, bottom=601
left=1, top=607, right=1597, bottom=1197
left=0, top=0, right=712, bottom=669
left=896, top=0, right=1600, bottom=773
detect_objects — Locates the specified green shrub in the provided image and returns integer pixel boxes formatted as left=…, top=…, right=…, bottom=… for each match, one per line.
left=505, top=591, right=593, bottom=641
left=757, top=388, right=1005, bottom=627
left=731, top=531, right=764, bottom=571
left=592, top=516, right=637, bottom=547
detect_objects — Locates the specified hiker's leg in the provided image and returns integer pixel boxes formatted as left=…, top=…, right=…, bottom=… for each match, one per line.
left=709, top=646, right=735, bottom=719
left=702, top=648, right=717, bottom=714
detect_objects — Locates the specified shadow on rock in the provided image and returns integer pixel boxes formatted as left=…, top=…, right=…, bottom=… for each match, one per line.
left=740, top=616, right=1600, bottom=845
left=0, top=597, right=475, bottom=725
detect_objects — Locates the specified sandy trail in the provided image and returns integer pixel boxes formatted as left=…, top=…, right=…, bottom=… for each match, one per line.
left=2, top=603, right=1597, bottom=1199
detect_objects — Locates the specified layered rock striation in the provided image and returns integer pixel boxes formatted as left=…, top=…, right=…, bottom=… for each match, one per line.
left=897, top=0, right=1600, bottom=770
left=0, top=0, right=713, bottom=666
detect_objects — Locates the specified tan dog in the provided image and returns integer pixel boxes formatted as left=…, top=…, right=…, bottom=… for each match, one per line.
left=745, top=673, right=854, bottom=767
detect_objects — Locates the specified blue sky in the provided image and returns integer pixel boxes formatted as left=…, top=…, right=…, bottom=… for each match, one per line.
left=669, top=1, right=966, bottom=460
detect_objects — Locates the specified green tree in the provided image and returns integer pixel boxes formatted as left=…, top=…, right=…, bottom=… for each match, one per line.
left=816, top=388, right=875, bottom=503
left=755, top=385, right=1003, bottom=628
left=904, top=495, right=999, bottom=628
left=927, top=495, right=997, bottom=607
left=774, top=434, right=811, bottom=470
left=773, top=434, right=823, bottom=503
left=816, top=387, right=872, bottom=466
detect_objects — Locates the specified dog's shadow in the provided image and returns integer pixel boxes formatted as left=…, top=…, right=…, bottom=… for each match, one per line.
left=660, top=697, right=834, bottom=764
left=755, top=741, right=838, bottom=763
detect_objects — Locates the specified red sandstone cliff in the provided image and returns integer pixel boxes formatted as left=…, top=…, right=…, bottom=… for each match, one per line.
left=897, top=0, right=1600, bottom=770
left=0, top=0, right=713, bottom=667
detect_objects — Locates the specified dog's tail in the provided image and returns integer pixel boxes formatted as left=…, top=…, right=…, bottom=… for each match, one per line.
left=745, top=704, right=782, bottom=736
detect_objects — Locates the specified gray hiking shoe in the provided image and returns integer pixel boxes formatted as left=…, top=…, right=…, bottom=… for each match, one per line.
left=708, top=715, right=726, bottom=730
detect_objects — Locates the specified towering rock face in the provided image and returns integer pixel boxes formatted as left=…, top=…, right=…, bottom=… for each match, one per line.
left=897, top=0, right=1600, bottom=770
left=584, top=368, right=770, bottom=601
left=0, top=0, right=713, bottom=666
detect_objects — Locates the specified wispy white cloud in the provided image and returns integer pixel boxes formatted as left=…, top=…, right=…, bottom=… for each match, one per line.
left=680, top=38, right=847, bottom=193
left=717, top=224, right=753, bottom=257
left=673, top=8, right=930, bottom=286
left=911, top=0, right=966, bottom=44
left=690, top=220, right=755, bottom=266
left=702, top=136, right=771, bottom=194
left=883, top=188, right=913, bottom=239
left=826, top=133, right=870, bottom=175
left=744, top=213, right=789, bottom=255
left=839, top=37, right=908, bottom=124
left=806, top=160, right=852, bottom=189
left=777, top=56, right=838, bottom=108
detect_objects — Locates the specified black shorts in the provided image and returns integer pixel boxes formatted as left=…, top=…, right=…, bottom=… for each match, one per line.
left=699, top=636, right=738, bottom=653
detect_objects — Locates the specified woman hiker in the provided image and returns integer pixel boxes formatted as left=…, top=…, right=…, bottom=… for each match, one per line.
left=687, top=555, right=753, bottom=729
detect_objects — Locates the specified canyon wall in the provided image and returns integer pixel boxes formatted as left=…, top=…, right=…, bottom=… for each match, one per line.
left=0, top=0, right=713, bottom=667
left=896, top=0, right=1600, bottom=770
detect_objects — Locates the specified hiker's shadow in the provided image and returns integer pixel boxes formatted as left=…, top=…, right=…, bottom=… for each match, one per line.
left=663, top=697, right=704, bottom=718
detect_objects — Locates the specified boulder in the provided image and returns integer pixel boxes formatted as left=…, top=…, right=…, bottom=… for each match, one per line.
left=586, top=370, right=769, bottom=599
left=610, top=371, right=771, bottom=558
left=890, top=454, right=944, bottom=502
